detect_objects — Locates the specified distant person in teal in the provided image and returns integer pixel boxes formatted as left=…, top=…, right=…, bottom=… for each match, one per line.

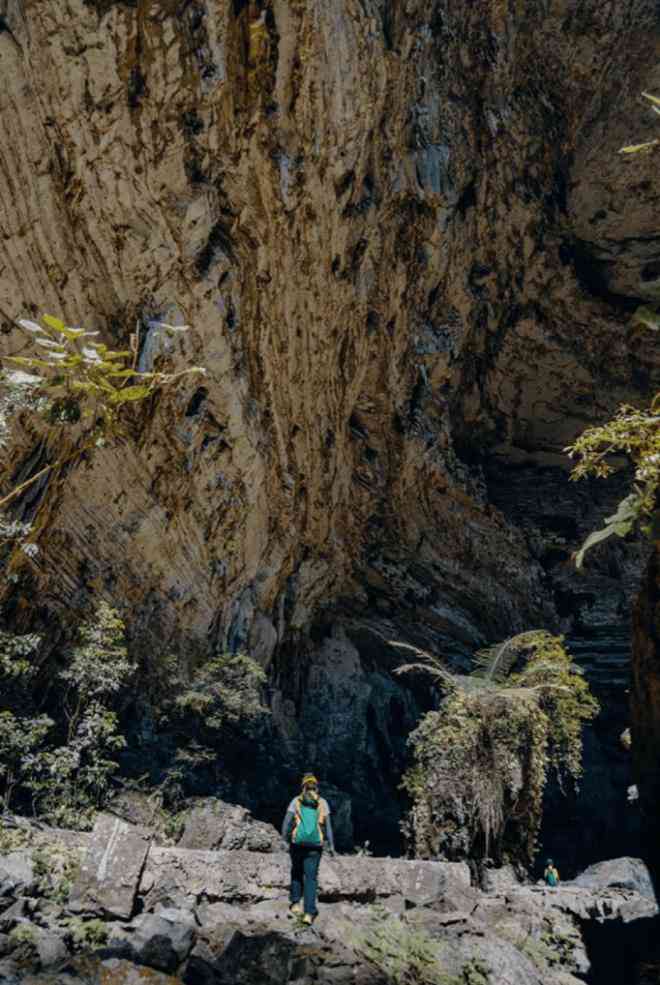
left=281, top=773, right=335, bottom=924
left=544, top=858, right=560, bottom=887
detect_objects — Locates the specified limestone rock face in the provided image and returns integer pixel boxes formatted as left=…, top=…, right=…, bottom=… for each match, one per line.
left=1, top=1, right=660, bottom=853
left=1, top=0, right=657, bottom=643
left=632, top=543, right=660, bottom=840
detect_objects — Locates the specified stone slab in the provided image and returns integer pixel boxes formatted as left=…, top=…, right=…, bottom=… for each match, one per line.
left=69, top=813, right=151, bottom=920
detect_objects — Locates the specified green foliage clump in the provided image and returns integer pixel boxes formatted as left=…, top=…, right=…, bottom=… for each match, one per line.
left=352, top=910, right=463, bottom=985
left=508, top=921, right=576, bottom=972
left=566, top=396, right=660, bottom=566
left=460, top=959, right=491, bottom=985
left=145, top=650, right=270, bottom=809
left=172, top=651, right=268, bottom=732
left=0, top=603, right=132, bottom=827
left=9, top=922, right=37, bottom=954
left=0, top=824, right=32, bottom=854
left=399, top=631, right=599, bottom=864
left=63, top=916, right=109, bottom=951
left=32, top=844, right=80, bottom=904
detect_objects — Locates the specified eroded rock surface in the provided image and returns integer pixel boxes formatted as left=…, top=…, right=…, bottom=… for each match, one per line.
left=1, top=820, right=658, bottom=985
left=69, top=813, right=151, bottom=920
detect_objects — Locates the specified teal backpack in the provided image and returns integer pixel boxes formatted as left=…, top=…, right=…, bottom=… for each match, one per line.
left=292, top=797, right=325, bottom=847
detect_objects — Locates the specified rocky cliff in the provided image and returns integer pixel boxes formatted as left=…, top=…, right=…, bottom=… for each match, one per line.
left=1, top=1, right=660, bottom=855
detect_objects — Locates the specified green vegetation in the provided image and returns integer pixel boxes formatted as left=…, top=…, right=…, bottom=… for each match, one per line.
left=32, top=843, right=80, bottom=904
left=63, top=917, right=109, bottom=951
left=567, top=393, right=660, bottom=566
left=9, top=922, right=37, bottom=954
left=399, top=631, right=599, bottom=864
left=146, top=650, right=270, bottom=808
left=567, top=94, right=660, bottom=566
left=172, top=650, right=268, bottom=733
left=0, top=824, right=32, bottom=854
left=0, top=604, right=132, bottom=827
left=0, top=313, right=203, bottom=511
left=352, top=909, right=490, bottom=985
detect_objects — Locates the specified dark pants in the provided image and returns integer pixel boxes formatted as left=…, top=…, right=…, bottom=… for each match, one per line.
left=289, top=845, right=322, bottom=916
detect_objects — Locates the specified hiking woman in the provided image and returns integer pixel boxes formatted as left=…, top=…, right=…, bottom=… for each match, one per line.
left=281, top=773, right=335, bottom=924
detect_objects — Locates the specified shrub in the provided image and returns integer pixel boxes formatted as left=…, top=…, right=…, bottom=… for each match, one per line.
left=352, top=910, right=455, bottom=985
left=27, top=604, right=134, bottom=827
left=399, top=632, right=599, bottom=864
left=352, top=910, right=489, bottom=985
left=144, top=650, right=270, bottom=806
left=32, top=844, right=80, bottom=904
left=0, top=710, right=53, bottom=812
left=0, top=604, right=132, bottom=827
left=9, top=923, right=36, bottom=952
left=172, top=651, right=269, bottom=734
left=63, top=917, right=109, bottom=950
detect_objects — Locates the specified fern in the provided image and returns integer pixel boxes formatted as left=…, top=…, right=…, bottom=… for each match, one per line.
left=398, top=631, right=599, bottom=864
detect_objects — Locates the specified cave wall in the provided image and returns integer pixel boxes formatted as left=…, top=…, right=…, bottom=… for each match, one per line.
left=1, top=0, right=660, bottom=855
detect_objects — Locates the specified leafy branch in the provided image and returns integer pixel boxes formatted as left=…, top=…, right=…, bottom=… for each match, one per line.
left=0, top=314, right=205, bottom=510
left=565, top=94, right=660, bottom=567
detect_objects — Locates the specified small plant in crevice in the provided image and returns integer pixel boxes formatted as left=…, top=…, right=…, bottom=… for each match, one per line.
left=351, top=907, right=459, bottom=985
left=8, top=922, right=37, bottom=957
left=32, top=844, right=81, bottom=905
left=62, top=916, right=109, bottom=951
left=398, top=631, right=599, bottom=866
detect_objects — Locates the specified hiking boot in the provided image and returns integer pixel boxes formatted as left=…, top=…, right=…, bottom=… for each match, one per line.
left=289, top=903, right=303, bottom=916
left=302, top=913, right=313, bottom=925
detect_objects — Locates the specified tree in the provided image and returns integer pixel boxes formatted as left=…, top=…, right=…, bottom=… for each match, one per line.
left=398, top=632, right=598, bottom=864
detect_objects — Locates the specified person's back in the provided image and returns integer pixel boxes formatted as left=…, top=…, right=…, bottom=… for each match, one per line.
left=281, top=773, right=335, bottom=924
left=543, top=859, right=560, bottom=887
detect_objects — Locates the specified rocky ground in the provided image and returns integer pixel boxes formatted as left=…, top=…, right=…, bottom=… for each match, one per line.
left=0, top=807, right=658, bottom=985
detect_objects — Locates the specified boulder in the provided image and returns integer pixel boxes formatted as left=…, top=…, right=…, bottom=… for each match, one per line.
left=125, top=907, right=196, bottom=972
left=68, top=813, right=151, bottom=920
left=0, top=852, right=35, bottom=898
left=183, top=923, right=244, bottom=984
left=0, top=898, right=30, bottom=931
left=570, top=857, right=656, bottom=901
left=139, top=847, right=474, bottom=913
left=196, top=901, right=246, bottom=927
left=183, top=925, right=303, bottom=985
left=106, top=791, right=174, bottom=844
left=177, top=799, right=280, bottom=853
left=31, top=927, right=69, bottom=969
